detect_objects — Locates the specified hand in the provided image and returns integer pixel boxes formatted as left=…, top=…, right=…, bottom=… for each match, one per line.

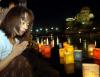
left=11, top=41, right=29, bottom=57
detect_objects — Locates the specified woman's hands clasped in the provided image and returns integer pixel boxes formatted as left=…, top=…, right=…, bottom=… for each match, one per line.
left=12, top=41, right=29, bottom=57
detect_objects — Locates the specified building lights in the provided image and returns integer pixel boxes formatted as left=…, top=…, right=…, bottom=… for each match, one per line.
left=66, top=27, right=70, bottom=30
left=78, top=31, right=81, bottom=34
left=93, top=27, right=96, bottom=30
left=55, top=27, right=59, bottom=31
left=40, top=28, right=43, bottom=31
left=36, top=29, right=39, bottom=32
left=45, top=28, right=48, bottom=32
left=51, top=27, right=54, bottom=30
left=65, top=18, right=75, bottom=21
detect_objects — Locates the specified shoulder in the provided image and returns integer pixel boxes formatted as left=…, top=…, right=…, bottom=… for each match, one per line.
left=0, top=30, right=8, bottom=45
left=0, top=30, right=13, bottom=60
left=0, top=30, right=5, bottom=44
left=0, top=30, right=13, bottom=48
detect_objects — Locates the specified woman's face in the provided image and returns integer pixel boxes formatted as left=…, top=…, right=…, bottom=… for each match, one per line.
left=14, top=13, right=30, bottom=36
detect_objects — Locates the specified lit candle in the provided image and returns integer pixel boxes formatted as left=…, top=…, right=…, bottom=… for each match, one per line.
left=36, top=37, right=39, bottom=44
left=88, top=44, right=95, bottom=58
left=74, top=50, right=82, bottom=61
left=82, top=63, right=99, bottom=77
left=93, top=48, right=100, bottom=65
left=56, top=37, right=59, bottom=45
left=64, top=51, right=74, bottom=64
left=64, top=45, right=74, bottom=64
left=93, top=48, right=100, bottom=59
left=59, top=48, right=65, bottom=64
left=46, top=37, right=49, bottom=45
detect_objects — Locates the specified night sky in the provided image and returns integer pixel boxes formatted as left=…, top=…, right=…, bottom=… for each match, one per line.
left=0, top=0, right=100, bottom=25
left=27, top=0, right=100, bottom=25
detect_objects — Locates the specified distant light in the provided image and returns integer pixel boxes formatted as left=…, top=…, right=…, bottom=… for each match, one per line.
left=40, top=28, right=43, bottom=31
left=55, top=27, right=59, bottom=30
left=43, top=40, right=46, bottom=43
left=31, top=29, right=32, bottom=32
left=93, top=27, right=96, bottom=30
left=50, top=34, right=53, bottom=39
left=78, top=31, right=81, bottom=34
left=36, top=29, right=39, bottom=32
left=89, top=13, right=94, bottom=18
left=66, top=27, right=69, bottom=29
left=95, top=40, right=97, bottom=47
left=45, top=28, right=48, bottom=32
left=51, top=27, right=54, bottom=30
left=57, top=37, right=59, bottom=45
left=82, top=22, right=85, bottom=24
left=66, top=18, right=75, bottom=21
left=36, top=37, right=39, bottom=44
left=79, top=38, right=82, bottom=43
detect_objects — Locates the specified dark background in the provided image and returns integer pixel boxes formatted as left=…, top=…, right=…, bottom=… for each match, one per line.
left=28, top=0, right=100, bottom=25
left=0, top=0, right=100, bottom=25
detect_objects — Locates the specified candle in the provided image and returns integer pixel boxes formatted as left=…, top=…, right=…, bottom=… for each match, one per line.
left=88, top=44, right=95, bottom=58
left=64, top=51, right=74, bottom=64
left=93, top=48, right=100, bottom=59
left=74, top=50, right=82, bottom=61
left=93, top=48, right=100, bottom=65
left=59, top=48, right=65, bottom=64
left=82, top=63, right=99, bottom=77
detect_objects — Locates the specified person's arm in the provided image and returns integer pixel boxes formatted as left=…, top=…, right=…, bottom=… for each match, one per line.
left=0, top=51, right=16, bottom=71
left=0, top=41, right=28, bottom=71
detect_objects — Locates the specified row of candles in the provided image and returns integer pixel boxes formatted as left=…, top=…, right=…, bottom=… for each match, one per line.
left=59, top=42, right=100, bottom=77
left=38, top=40, right=100, bottom=63
left=37, top=40, right=100, bottom=77
left=59, top=42, right=100, bottom=63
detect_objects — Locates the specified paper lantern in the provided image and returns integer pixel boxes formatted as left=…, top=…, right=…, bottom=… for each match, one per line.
left=59, top=45, right=74, bottom=64
left=88, top=44, right=95, bottom=58
left=64, top=51, right=74, bottom=64
left=41, top=45, right=51, bottom=58
left=66, top=45, right=74, bottom=52
left=63, top=42, right=69, bottom=48
left=59, top=48, right=65, bottom=64
left=64, top=63, right=74, bottom=74
left=59, top=48, right=65, bottom=57
left=93, top=48, right=100, bottom=59
left=93, top=48, right=100, bottom=65
left=64, top=45, right=74, bottom=64
left=74, top=50, right=82, bottom=61
left=38, top=43, right=43, bottom=52
left=82, top=63, right=99, bottom=77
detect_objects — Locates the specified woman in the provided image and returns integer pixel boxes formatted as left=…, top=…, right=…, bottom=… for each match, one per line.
left=0, top=6, right=34, bottom=77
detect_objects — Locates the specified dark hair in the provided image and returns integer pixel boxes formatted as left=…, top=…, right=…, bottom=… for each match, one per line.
left=0, top=6, right=34, bottom=41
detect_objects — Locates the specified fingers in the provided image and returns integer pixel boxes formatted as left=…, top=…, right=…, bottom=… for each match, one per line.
left=20, top=41, right=29, bottom=46
left=20, top=41, right=29, bottom=49
left=12, top=41, right=29, bottom=56
left=14, top=41, right=28, bottom=46
left=13, top=41, right=29, bottom=51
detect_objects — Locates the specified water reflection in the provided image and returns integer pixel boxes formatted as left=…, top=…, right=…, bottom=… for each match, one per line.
left=64, top=63, right=74, bottom=74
